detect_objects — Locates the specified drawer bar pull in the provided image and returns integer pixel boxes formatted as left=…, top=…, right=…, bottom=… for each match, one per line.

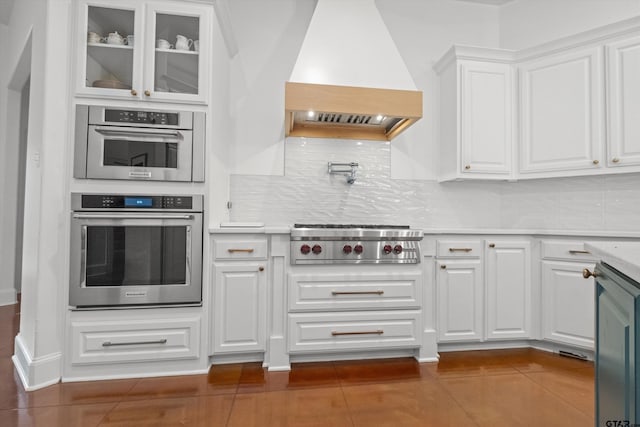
left=102, top=339, right=168, bottom=347
left=331, top=330, right=384, bottom=336
left=331, top=291, right=384, bottom=296
left=227, top=248, right=255, bottom=253
left=569, top=250, right=591, bottom=255
left=449, top=248, right=472, bottom=253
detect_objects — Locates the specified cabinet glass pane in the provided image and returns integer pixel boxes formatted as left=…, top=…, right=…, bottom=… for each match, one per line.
left=154, top=13, right=199, bottom=95
left=86, top=6, right=135, bottom=90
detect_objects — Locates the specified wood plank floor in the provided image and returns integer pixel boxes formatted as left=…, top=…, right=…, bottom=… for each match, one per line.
left=0, top=302, right=594, bottom=426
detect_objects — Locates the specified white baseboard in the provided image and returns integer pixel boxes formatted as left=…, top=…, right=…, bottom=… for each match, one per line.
left=13, top=334, right=62, bottom=391
left=0, top=288, right=17, bottom=306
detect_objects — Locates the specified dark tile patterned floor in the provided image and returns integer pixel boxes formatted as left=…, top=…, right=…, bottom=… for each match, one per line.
left=0, top=302, right=594, bottom=426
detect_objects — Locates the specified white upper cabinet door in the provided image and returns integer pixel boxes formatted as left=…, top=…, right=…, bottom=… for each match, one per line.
left=75, top=0, right=144, bottom=100
left=75, top=0, right=210, bottom=104
left=519, top=46, right=605, bottom=176
left=460, top=61, right=514, bottom=177
left=606, top=35, right=640, bottom=168
left=485, top=240, right=531, bottom=340
left=144, top=1, right=211, bottom=104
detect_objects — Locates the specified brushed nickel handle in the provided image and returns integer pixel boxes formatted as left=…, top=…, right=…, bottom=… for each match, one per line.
left=464, top=165, right=471, bottom=170
left=612, top=157, right=620, bottom=163
left=449, top=248, right=472, bottom=253
left=331, top=330, right=383, bottom=336
left=258, top=266, right=264, bottom=272
left=130, top=89, right=137, bottom=96
left=102, top=339, right=167, bottom=347
left=227, top=248, right=255, bottom=253
left=440, top=265, right=447, bottom=269
left=592, top=159, right=599, bottom=165
left=488, top=243, right=495, bottom=248
left=144, top=90, right=151, bottom=97
left=331, top=291, right=384, bottom=296
left=582, top=268, right=598, bottom=279
left=569, top=250, right=591, bottom=255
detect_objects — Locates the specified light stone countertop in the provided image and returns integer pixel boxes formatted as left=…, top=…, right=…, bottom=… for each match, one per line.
left=585, top=242, right=640, bottom=284
left=209, top=224, right=640, bottom=239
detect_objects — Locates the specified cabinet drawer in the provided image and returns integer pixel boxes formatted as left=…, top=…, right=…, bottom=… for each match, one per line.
left=289, top=272, right=422, bottom=311
left=213, top=238, right=268, bottom=260
left=288, top=311, right=421, bottom=353
left=541, top=240, right=598, bottom=261
left=437, top=240, right=482, bottom=257
left=71, top=317, right=200, bottom=365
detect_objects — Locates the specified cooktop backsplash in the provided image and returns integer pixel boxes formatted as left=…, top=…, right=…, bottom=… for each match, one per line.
left=229, top=138, right=640, bottom=232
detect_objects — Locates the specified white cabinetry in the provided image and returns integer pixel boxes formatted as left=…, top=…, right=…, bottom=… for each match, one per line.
left=287, top=266, right=423, bottom=356
left=606, top=34, right=640, bottom=168
left=519, top=46, right=605, bottom=176
left=435, top=48, right=515, bottom=181
left=485, top=240, right=531, bottom=340
left=540, top=240, right=596, bottom=349
left=436, top=238, right=531, bottom=343
left=436, top=239, right=483, bottom=342
left=64, top=307, right=203, bottom=380
left=211, top=236, right=267, bottom=354
left=75, top=0, right=210, bottom=103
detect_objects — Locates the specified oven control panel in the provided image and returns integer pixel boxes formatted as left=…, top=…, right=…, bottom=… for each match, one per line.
left=79, top=195, right=194, bottom=210
left=104, top=109, right=179, bottom=126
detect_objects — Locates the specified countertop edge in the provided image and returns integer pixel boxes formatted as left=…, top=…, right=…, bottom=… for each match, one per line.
left=585, top=242, right=640, bottom=284
left=209, top=225, right=640, bottom=238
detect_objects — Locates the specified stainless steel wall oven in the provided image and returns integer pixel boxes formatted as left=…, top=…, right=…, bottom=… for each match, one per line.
left=69, top=193, right=203, bottom=308
left=74, top=105, right=205, bottom=182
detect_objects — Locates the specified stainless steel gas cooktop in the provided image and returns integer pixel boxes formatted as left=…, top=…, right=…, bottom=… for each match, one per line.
left=290, top=224, right=423, bottom=265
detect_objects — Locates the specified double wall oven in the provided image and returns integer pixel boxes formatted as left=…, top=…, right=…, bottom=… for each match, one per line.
left=69, top=194, right=203, bottom=308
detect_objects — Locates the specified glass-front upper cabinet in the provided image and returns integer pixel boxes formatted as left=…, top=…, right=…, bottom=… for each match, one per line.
left=75, top=0, right=210, bottom=104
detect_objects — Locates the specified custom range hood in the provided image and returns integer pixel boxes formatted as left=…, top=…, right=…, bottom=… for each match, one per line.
left=285, top=0, right=422, bottom=141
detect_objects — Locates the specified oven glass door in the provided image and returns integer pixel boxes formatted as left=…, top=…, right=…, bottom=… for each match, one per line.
left=70, top=213, right=202, bottom=307
left=86, top=125, right=193, bottom=181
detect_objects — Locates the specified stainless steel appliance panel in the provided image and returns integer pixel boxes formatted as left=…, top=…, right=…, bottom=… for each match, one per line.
left=69, top=194, right=203, bottom=308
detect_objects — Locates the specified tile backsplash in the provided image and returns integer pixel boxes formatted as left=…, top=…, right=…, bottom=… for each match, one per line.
left=229, top=138, right=640, bottom=231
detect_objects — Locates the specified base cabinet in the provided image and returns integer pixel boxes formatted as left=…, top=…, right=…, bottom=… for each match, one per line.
left=595, top=262, right=640, bottom=425
left=485, top=240, right=531, bottom=340
left=541, top=260, right=595, bottom=349
left=436, top=259, right=483, bottom=342
left=212, top=264, right=267, bottom=353
left=211, top=235, right=268, bottom=355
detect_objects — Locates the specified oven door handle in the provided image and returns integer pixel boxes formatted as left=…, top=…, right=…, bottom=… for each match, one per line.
left=73, top=213, right=194, bottom=220
left=94, top=127, right=183, bottom=140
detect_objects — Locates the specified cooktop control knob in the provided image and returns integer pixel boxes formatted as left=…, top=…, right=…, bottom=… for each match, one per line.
left=300, top=244, right=311, bottom=255
left=354, top=244, right=364, bottom=255
left=343, top=244, right=353, bottom=254
left=383, top=244, right=393, bottom=254
left=393, top=244, right=403, bottom=254
left=312, top=244, right=322, bottom=255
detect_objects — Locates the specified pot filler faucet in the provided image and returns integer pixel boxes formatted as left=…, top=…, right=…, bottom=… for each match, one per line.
left=328, top=162, right=358, bottom=184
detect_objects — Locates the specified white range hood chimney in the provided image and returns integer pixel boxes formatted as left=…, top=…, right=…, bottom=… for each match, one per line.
left=285, top=0, right=423, bottom=141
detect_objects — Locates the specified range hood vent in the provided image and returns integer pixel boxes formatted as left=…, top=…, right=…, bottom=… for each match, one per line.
left=285, top=0, right=422, bottom=141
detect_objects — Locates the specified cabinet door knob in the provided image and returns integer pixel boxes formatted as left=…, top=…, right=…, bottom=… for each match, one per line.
left=440, top=265, right=447, bottom=269
left=582, top=268, right=598, bottom=279
left=258, top=266, right=264, bottom=272
left=130, top=89, right=137, bottom=96
left=612, top=157, right=620, bottom=163
left=592, top=159, right=599, bottom=165
left=464, top=165, right=471, bottom=170
left=144, top=90, right=151, bottom=97
left=488, top=243, right=495, bottom=248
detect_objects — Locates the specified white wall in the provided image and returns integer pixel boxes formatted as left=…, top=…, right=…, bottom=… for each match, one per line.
left=499, top=0, right=640, bottom=50
left=1, top=0, right=72, bottom=389
left=0, top=23, right=10, bottom=304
